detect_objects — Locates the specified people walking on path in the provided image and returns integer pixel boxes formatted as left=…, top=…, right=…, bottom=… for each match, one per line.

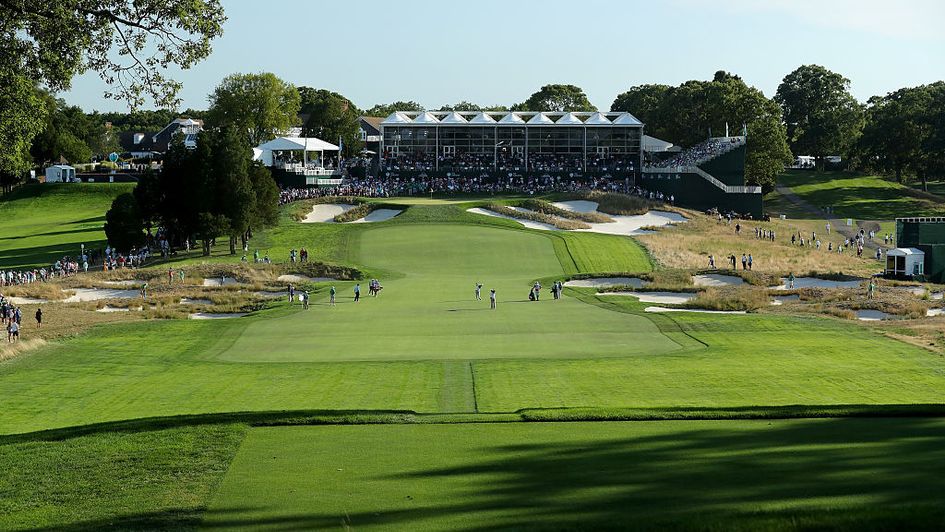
left=747, top=254, right=753, bottom=270
left=354, top=283, right=360, bottom=302
left=35, top=308, right=42, bottom=328
left=787, top=272, right=795, bottom=289
left=741, top=254, right=748, bottom=270
left=708, top=255, right=715, bottom=269
left=288, top=284, right=295, bottom=304
left=302, top=290, right=310, bottom=309
left=867, top=279, right=876, bottom=300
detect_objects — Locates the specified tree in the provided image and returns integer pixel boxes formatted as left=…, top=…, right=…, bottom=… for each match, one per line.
left=0, top=73, right=46, bottom=191
left=206, top=72, right=301, bottom=147
left=437, top=101, right=482, bottom=112
left=364, top=101, right=424, bottom=117
left=611, top=72, right=792, bottom=189
left=858, top=87, right=931, bottom=184
left=775, top=65, right=864, bottom=167
left=103, top=193, right=145, bottom=252
left=610, top=84, right=671, bottom=126
left=518, top=84, right=596, bottom=112
left=31, top=94, right=102, bottom=165
left=298, top=87, right=363, bottom=156
left=249, top=164, right=280, bottom=228
left=0, top=0, right=226, bottom=109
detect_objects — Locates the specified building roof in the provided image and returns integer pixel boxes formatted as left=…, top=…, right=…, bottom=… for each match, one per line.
left=256, top=136, right=340, bottom=152
left=377, top=111, right=645, bottom=127
left=897, top=217, right=945, bottom=223
left=887, top=247, right=925, bottom=256
left=359, top=116, right=384, bottom=134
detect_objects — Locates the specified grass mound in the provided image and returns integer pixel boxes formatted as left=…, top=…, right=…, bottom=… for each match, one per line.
left=519, top=198, right=613, bottom=223
left=560, top=190, right=659, bottom=215
left=483, top=203, right=590, bottom=230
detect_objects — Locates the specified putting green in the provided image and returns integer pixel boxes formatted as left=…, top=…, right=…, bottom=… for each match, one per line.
left=203, top=420, right=945, bottom=530
left=219, top=224, right=681, bottom=362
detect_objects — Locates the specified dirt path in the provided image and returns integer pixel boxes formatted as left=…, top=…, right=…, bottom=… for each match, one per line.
left=774, top=186, right=880, bottom=251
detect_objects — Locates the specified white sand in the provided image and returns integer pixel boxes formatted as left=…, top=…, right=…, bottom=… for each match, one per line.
left=202, top=277, right=240, bottom=287
left=96, top=305, right=143, bottom=313
left=902, top=286, right=928, bottom=296
left=927, top=308, right=944, bottom=317
left=351, top=209, right=402, bottom=223
left=466, top=208, right=559, bottom=231
left=63, top=288, right=140, bottom=302
left=770, top=295, right=801, bottom=306
left=189, top=312, right=248, bottom=320
left=932, top=292, right=944, bottom=300
left=276, top=274, right=335, bottom=283
left=6, top=296, right=48, bottom=305
left=180, top=298, right=213, bottom=305
left=553, top=201, right=687, bottom=236
left=552, top=200, right=600, bottom=213
left=564, top=277, right=647, bottom=289
left=776, top=277, right=862, bottom=290
left=602, top=291, right=696, bottom=304
left=857, top=309, right=891, bottom=321
left=645, top=306, right=746, bottom=314
left=692, top=274, right=746, bottom=287
left=101, top=280, right=145, bottom=287
left=302, top=203, right=355, bottom=223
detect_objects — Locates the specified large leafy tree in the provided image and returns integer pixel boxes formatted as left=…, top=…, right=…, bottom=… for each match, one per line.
left=517, top=84, right=596, bottom=112
left=858, top=82, right=945, bottom=189
left=103, top=192, right=146, bottom=252
left=364, top=101, right=424, bottom=117
left=610, top=84, right=671, bottom=126
left=0, top=0, right=226, bottom=109
left=0, top=73, right=46, bottom=191
left=611, top=72, right=791, bottom=189
left=775, top=65, right=864, bottom=166
left=206, top=72, right=301, bottom=147
left=298, top=87, right=363, bottom=156
left=31, top=93, right=108, bottom=165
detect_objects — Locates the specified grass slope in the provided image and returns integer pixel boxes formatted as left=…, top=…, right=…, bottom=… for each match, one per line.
left=205, top=420, right=945, bottom=531
left=779, top=170, right=945, bottom=220
left=0, top=183, right=133, bottom=269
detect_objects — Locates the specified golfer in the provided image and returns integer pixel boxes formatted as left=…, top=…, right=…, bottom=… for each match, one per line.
left=490, top=289, right=496, bottom=310
left=475, top=283, right=482, bottom=301
left=329, top=286, right=336, bottom=306
left=354, top=284, right=360, bottom=302
left=35, top=308, right=42, bottom=328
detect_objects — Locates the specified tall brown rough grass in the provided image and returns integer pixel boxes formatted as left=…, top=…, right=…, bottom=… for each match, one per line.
left=484, top=203, right=590, bottom=230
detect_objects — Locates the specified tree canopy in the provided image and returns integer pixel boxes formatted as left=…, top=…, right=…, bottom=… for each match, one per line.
left=206, top=72, right=301, bottom=147
left=0, top=73, right=47, bottom=190
left=364, top=101, right=425, bottom=117
left=775, top=65, right=864, bottom=163
left=612, top=71, right=792, bottom=189
left=517, top=84, right=597, bottom=112
left=298, top=87, right=363, bottom=156
left=857, top=82, right=945, bottom=188
left=0, top=0, right=225, bottom=109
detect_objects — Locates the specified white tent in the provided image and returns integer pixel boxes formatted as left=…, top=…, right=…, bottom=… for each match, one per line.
left=526, top=113, right=555, bottom=125
left=45, top=164, right=76, bottom=183
left=612, top=112, right=644, bottom=126
left=498, top=113, right=526, bottom=125
left=412, top=112, right=439, bottom=124
left=253, top=137, right=340, bottom=167
left=886, top=248, right=925, bottom=277
left=440, top=112, right=468, bottom=124
left=584, top=112, right=613, bottom=125
left=556, top=112, right=584, bottom=125
left=381, top=112, right=413, bottom=125
left=643, top=135, right=675, bottom=153
left=469, top=112, right=497, bottom=124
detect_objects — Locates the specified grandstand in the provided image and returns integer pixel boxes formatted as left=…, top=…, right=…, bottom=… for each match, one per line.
left=379, top=111, right=643, bottom=180
left=642, top=136, right=763, bottom=217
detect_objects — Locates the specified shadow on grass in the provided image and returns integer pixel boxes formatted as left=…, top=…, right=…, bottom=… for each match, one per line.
left=200, top=417, right=945, bottom=531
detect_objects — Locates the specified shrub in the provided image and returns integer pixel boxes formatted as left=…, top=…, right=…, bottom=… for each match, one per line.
left=685, top=287, right=769, bottom=311
left=560, top=190, right=660, bottom=216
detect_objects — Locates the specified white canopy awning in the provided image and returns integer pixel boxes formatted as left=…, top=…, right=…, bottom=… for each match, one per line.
left=584, top=112, right=612, bottom=125
left=469, top=112, right=497, bottom=124
left=440, top=112, right=468, bottom=124
left=887, top=247, right=925, bottom=257
left=556, top=112, right=584, bottom=125
left=526, top=113, right=555, bottom=125
left=256, top=136, right=340, bottom=152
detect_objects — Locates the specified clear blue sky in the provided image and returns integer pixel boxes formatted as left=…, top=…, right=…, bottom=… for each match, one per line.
left=64, top=0, right=945, bottom=112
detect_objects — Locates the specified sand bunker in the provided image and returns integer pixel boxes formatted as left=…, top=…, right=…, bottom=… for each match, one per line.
left=351, top=209, right=402, bottom=223
left=302, top=203, right=355, bottom=223
left=180, top=298, right=213, bottom=305
left=692, top=274, right=746, bottom=287
left=276, top=274, right=335, bottom=284
left=63, top=288, right=140, bottom=302
left=5, top=296, right=48, bottom=305
left=776, top=277, right=862, bottom=290
left=553, top=201, right=687, bottom=236
left=857, top=309, right=891, bottom=321
left=927, top=308, right=944, bottom=317
left=189, top=312, right=248, bottom=320
left=644, top=306, right=746, bottom=315
left=101, top=280, right=144, bottom=287
left=932, top=292, right=944, bottom=300
left=202, top=277, right=240, bottom=287
left=602, top=291, right=696, bottom=304
left=466, top=208, right=558, bottom=231
left=770, top=295, right=801, bottom=306
left=564, top=277, right=647, bottom=289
